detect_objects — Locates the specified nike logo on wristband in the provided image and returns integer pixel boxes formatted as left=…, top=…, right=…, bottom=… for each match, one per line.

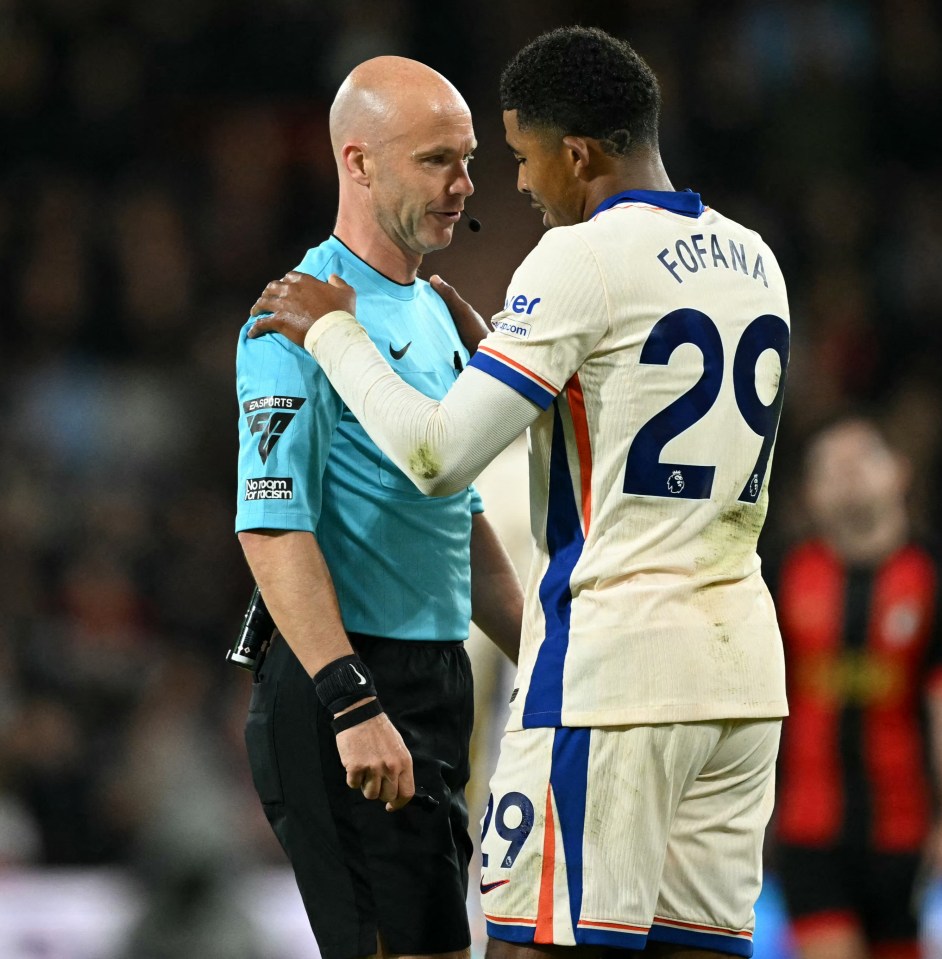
left=480, top=879, right=509, bottom=895
left=350, top=664, right=368, bottom=685
left=389, top=341, right=412, bottom=360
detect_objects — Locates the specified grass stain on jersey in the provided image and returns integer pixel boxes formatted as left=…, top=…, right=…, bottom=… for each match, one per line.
left=697, top=501, right=764, bottom=573
left=409, top=444, right=441, bottom=479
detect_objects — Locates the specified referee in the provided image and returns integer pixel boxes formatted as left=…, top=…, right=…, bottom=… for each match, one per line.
left=234, top=57, right=522, bottom=959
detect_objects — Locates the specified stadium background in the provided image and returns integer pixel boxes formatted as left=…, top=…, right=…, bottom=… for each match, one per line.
left=1, top=0, right=941, bottom=956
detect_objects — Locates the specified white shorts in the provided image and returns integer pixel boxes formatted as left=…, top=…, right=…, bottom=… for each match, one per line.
left=479, top=719, right=780, bottom=957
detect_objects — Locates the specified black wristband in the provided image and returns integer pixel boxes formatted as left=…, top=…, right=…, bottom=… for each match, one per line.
left=331, top=698, right=384, bottom=734
left=313, top=654, right=378, bottom=714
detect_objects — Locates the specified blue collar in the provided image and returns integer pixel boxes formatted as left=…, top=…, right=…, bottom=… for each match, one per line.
left=326, top=234, right=419, bottom=301
left=591, top=188, right=704, bottom=219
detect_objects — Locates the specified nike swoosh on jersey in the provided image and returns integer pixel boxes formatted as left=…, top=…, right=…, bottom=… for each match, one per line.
left=480, top=879, right=510, bottom=895
left=350, top=665, right=367, bottom=685
left=389, top=341, right=412, bottom=360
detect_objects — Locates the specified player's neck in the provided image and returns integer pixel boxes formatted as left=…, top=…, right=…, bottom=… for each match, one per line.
left=582, top=150, right=674, bottom=222
left=333, top=214, right=421, bottom=285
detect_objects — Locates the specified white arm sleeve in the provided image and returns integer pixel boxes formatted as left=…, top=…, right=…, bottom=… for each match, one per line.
left=305, top=311, right=541, bottom=496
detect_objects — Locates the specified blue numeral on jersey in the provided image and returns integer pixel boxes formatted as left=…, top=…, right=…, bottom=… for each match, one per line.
left=623, top=308, right=722, bottom=499
left=733, top=314, right=790, bottom=503
left=480, top=793, right=495, bottom=867
left=623, top=309, right=789, bottom=501
left=494, top=791, right=534, bottom=868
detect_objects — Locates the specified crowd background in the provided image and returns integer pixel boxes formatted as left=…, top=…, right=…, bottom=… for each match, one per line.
left=1, top=0, right=941, bottom=956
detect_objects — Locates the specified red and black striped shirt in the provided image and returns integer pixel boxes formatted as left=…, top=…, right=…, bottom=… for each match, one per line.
left=776, top=540, right=942, bottom=851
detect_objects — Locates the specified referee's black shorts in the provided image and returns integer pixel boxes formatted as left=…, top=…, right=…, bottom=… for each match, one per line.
left=245, top=632, right=475, bottom=959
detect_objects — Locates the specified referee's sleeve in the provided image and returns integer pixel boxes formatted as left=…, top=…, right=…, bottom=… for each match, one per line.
left=235, top=322, right=342, bottom=533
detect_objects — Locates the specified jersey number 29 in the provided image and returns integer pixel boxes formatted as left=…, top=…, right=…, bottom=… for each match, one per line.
left=623, top=308, right=789, bottom=502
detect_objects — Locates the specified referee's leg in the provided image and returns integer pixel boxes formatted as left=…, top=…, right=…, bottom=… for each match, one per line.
left=376, top=941, right=468, bottom=959
left=248, top=635, right=476, bottom=959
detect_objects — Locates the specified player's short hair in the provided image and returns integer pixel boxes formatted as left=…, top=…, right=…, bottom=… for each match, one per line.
left=500, top=26, right=661, bottom=157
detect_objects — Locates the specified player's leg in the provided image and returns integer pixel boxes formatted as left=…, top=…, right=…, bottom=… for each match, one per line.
left=647, top=719, right=781, bottom=958
left=484, top=941, right=737, bottom=958
left=383, top=953, right=469, bottom=959
left=480, top=724, right=731, bottom=954
left=483, top=939, right=604, bottom=959
left=379, top=945, right=469, bottom=959
left=485, top=941, right=732, bottom=959
left=639, top=947, right=736, bottom=958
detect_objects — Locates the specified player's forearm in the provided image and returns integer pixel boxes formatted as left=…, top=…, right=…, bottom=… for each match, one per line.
left=470, top=513, right=523, bottom=664
left=306, top=312, right=538, bottom=496
left=238, top=529, right=355, bottom=677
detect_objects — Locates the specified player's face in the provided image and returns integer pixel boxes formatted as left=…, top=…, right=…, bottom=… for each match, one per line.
left=503, top=109, right=582, bottom=228
left=369, top=108, right=476, bottom=256
left=804, top=421, right=909, bottom=539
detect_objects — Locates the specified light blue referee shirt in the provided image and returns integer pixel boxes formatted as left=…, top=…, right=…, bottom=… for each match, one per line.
left=235, top=235, right=483, bottom=641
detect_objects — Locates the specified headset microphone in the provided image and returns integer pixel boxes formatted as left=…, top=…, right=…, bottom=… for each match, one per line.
left=462, top=210, right=482, bottom=232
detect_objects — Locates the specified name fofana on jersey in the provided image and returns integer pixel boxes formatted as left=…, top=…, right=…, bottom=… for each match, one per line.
left=505, top=232, right=770, bottom=317
left=657, top=232, right=769, bottom=287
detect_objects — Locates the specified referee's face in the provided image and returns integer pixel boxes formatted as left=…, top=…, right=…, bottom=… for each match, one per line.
left=503, top=109, right=582, bottom=228
left=369, top=106, right=476, bottom=256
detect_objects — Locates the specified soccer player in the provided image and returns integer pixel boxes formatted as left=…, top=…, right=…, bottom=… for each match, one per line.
left=236, top=57, right=522, bottom=959
left=248, top=27, right=790, bottom=959
left=775, top=415, right=942, bottom=959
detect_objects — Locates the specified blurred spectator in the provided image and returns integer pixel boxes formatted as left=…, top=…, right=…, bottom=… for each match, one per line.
left=774, top=415, right=942, bottom=959
left=112, top=654, right=266, bottom=959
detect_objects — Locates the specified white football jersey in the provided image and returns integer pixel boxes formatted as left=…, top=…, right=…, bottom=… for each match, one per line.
left=467, top=190, right=790, bottom=729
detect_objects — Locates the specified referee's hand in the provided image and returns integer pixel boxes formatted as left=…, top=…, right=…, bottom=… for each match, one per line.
left=335, top=709, right=416, bottom=812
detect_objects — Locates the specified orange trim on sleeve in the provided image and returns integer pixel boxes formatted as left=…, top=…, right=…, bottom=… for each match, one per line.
left=477, top=344, right=559, bottom=394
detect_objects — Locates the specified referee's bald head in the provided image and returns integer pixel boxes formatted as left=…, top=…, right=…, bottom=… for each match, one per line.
left=329, top=56, right=470, bottom=161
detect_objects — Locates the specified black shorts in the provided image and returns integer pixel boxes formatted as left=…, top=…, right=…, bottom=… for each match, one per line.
left=245, top=632, right=474, bottom=959
left=776, top=842, right=921, bottom=947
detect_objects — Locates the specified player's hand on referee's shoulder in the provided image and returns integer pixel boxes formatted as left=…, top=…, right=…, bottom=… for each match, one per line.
left=335, top=704, right=416, bottom=812
left=249, top=272, right=357, bottom=346
left=430, top=274, right=491, bottom=355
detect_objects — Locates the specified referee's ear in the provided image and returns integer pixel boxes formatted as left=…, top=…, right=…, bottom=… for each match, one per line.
left=340, top=143, right=370, bottom=186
